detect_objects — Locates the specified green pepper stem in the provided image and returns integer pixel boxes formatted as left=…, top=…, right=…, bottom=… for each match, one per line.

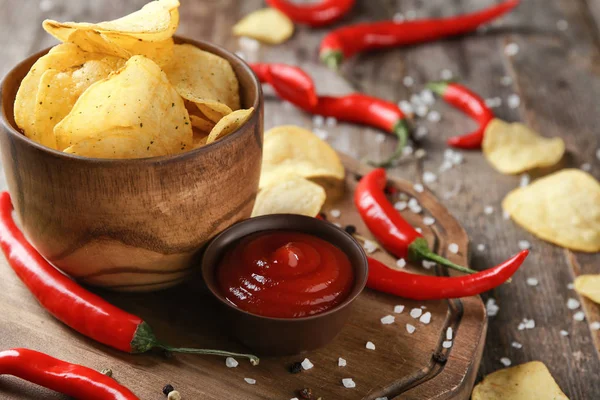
left=409, top=238, right=477, bottom=274
left=368, top=119, right=409, bottom=168
left=426, top=81, right=451, bottom=96
left=320, top=50, right=343, bottom=70
left=157, top=345, right=260, bottom=366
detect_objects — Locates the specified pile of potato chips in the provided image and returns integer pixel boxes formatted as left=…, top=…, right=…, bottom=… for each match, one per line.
left=14, top=0, right=253, bottom=159
left=252, top=126, right=345, bottom=217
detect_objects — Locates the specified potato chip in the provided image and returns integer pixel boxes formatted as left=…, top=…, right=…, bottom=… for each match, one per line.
left=502, top=169, right=600, bottom=252
left=252, top=176, right=326, bottom=218
left=233, top=8, right=294, bottom=44
left=206, top=108, right=254, bottom=144
left=64, top=129, right=163, bottom=158
left=54, top=55, right=192, bottom=157
left=190, top=115, right=214, bottom=133
left=192, top=131, right=209, bottom=149
left=163, top=44, right=240, bottom=116
left=483, top=119, right=565, bottom=174
left=43, top=0, right=179, bottom=42
left=574, top=275, right=600, bottom=304
left=260, top=125, right=345, bottom=189
left=472, top=361, right=568, bottom=400
left=33, top=58, right=123, bottom=149
left=196, top=103, right=232, bottom=124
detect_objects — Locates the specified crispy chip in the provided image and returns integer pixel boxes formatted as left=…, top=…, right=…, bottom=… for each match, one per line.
left=502, top=169, right=600, bottom=252
left=33, top=58, right=123, bottom=149
left=196, top=103, right=232, bottom=124
left=190, top=115, right=215, bottom=133
left=54, top=55, right=192, bottom=157
left=472, top=361, right=568, bottom=400
left=233, top=8, right=294, bottom=44
left=483, top=119, right=565, bottom=174
left=64, top=129, right=159, bottom=158
left=192, top=130, right=209, bottom=149
left=574, top=275, right=600, bottom=304
left=163, top=44, right=240, bottom=117
left=260, top=125, right=345, bottom=189
left=252, top=176, right=326, bottom=218
left=205, top=108, right=254, bottom=144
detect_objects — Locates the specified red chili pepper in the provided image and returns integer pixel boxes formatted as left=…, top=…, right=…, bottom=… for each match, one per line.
left=367, top=252, right=527, bottom=300
left=427, top=81, right=494, bottom=149
left=266, top=0, right=355, bottom=27
left=250, top=62, right=318, bottom=110
left=0, top=192, right=259, bottom=365
left=320, top=0, right=520, bottom=69
left=355, top=168, right=480, bottom=274
left=0, top=348, right=138, bottom=400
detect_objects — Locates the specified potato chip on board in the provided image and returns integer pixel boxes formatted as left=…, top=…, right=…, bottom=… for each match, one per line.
left=483, top=119, right=565, bottom=174
left=574, top=275, right=600, bottom=304
left=472, top=361, right=568, bottom=400
left=54, top=55, right=192, bottom=157
left=252, top=176, right=326, bottom=218
left=206, top=108, right=254, bottom=144
left=233, top=8, right=294, bottom=44
left=502, top=169, right=600, bottom=252
left=260, top=125, right=345, bottom=189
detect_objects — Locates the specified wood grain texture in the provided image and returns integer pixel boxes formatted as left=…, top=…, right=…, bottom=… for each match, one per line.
left=0, top=0, right=598, bottom=398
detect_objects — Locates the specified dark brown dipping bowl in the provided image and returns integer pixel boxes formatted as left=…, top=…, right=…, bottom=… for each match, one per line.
left=202, top=214, right=368, bottom=356
left=0, top=36, right=263, bottom=292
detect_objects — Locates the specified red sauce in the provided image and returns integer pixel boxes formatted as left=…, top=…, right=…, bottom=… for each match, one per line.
left=217, top=231, right=354, bottom=318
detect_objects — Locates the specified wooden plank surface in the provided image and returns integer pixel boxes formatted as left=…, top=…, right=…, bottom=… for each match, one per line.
left=0, top=0, right=599, bottom=398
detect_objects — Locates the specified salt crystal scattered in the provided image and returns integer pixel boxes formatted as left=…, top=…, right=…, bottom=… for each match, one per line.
left=239, top=36, right=260, bottom=51
left=590, top=322, right=600, bottom=331
left=567, top=298, right=580, bottom=310
left=526, top=277, right=539, bottom=286
left=375, top=133, right=386, bottom=143
left=301, top=358, right=314, bottom=370
left=567, top=283, right=575, bottom=290
left=421, top=89, right=436, bottom=105
left=394, top=305, right=405, bottom=314
left=501, top=76, right=513, bottom=86
left=313, top=115, right=325, bottom=127
left=423, top=171, right=437, bottom=184
left=440, top=69, right=453, bottom=80
left=517, top=323, right=525, bottom=331
left=381, top=315, right=395, bottom=325
left=410, top=93, right=423, bottom=106
left=403, top=76, right=415, bottom=87
left=503, top=210, right=511, bottom=220
left=399, top=100, right=413, bottom=114
left=439, top=160, right=453, bottom=173
left=325, top=116, right=337, bottom=127
left=39, top=0, right=54, bottom=12
left=485, top=97, right=502, bottom=108
left=396, top=258, right=407, bottom=268
left=484, top=206, right=494, bottom=215
left=525, top=319, right=535, bottom=329
left=427, top=110, right=441, bottom=123
left=408, top=198, right=422, bottom=214
left=560, top=330, right=569, bottom=336
left=422, top=260, right=436, bottom=269
left=415, top=126, right=429, bottom=139
left=557, top=19, right=569, bottom=31
left=406, top=323, right=416, bottom=334
left=402, top=146, right=414, bottom=156
left=505, top=43, right=519, bottom=56
left=518, top=240, right=531, bottom=250
left=415, top=148, right=427, bottom=159
left=330, top=209, right=341, bottom=218
left=420, top=312, right=432, bottom=324
left=500, top=357, right=512, bottom=367
left=448, top=243, right=459, bottom=254
left=393, top=13, right=405, bottom=22
left=414, top=183, right=424, bottom=193
left=415, top=227, right=423, bottom=234
left=235, top=51, right=246, bottom=60
left=366, top=341, right=376, bottom=350
left=446, top=327, right=453, bottom=340
left=405, top=10, right=417, bottom=20
left=338, top=357, right=347, bottom=367
left=291, top=398, right=299, bottom=400
left=486, top=298, right=499, bottom=317
left=314, top=128, right=329, bottom=140
left=511, top=341, right=523, bottom=349
left=573, top=311, right=585, bottom=322
left=244, top=378, right=256, bottom=385
left=410, top=308, right=423, bottom=318
left=442, top=340, right=453, bottom=349
left=363, top=240, right=378, bottom=254
left=477, top=244, right=486, bottom=252
left=395, top=201, right=408, bottom=211
left=581, top=163, right=591, bottom=172
left=226, top=357, right=238, bottom=368
left=507, top=94, right=521, bottom=109
left=421, top=305, right=426, bottom=309
left=415, top=105, right=429, bottom=118
left=342, top=378, right=356, bottom=388
left=423, top=217, right=435, bottom=226
left=519, top=174, right=530, bottom=187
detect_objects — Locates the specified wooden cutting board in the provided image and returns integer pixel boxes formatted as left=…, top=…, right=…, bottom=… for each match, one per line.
left=0, top=153, right=486, bottom=400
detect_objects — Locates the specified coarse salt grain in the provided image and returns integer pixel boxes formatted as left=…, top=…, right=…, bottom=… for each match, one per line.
left=342, top=378, right=356, bottom=388
left=505, top=43, right=519, bottom=56
left=477, top=244, right=486, bottom=252
left=408, top=198, right=422, bottom=214
left=485, top=97, right=502, bottom=108
left=415, top=105, right=429, bottom=118
left=363, top=240, right=378, bottom=254
left=403, top=76, right=414, bottom=87
left=420, top=312, right=432, bottom=324
left=411, top=93, right=423, bottom=106
left=518, top=240, right=531, bottom=250
left=484, top=206, right=494, bottom=215
left=415, top=227, right=423, bottom=233
left=423, top=216, right=435, bottom=226
left=560, top=330, right=569, bottom=336
left=410, top=308, right=423, bottom=318
left=507, top=94, right=521, bottom=109
left=226, top=357, right=238, bottom=368
left=394, top=305, right=405, bottom=313
left=440, top=69, right=453, bottom=80
left=415, top=126, right=429, bottom=139
left=338, top=357, right=347, bottom=367
left=525, top=319, right=535, bottom=329
left=512, top=341, right=523, bottom=349
left=442, top=341, right=452, bottom=349
left=381, top=315, right=395, bottom=325
left=239, top=36, right=260, bottom=51
left=526, top=277, right=539, bottom=286
left=330, top=209, right=341, bottom=218
left=581, top=163, right=591, bottom=172
left=421, top=89, right=435, bottom=105
left=291, top=398, right=299, bottom=400
left=519, top=174, right=530, bottom=187
left=501, top=76, right=513, bottom=86
left=446, top=327, right=453, bottom=340
left=422, top=260, right=436, bottom=270
left=399, top=100, right=413, bottom=114
left=414, top=183, right=424, bottom=193
left=244, top=378, right=256, bottom=385
left=503, top=210, right=511, bottom=220
left=405, top=9, right=417, bottom=20
left=403, top=146, right=414, bottom=156
left=427, top=110, right=441, bottom=123
left=448, top=243, right=459, bottom=254
left=375, top=133, right=386, bottom=143
left=567, top=283, right=575, bottom=290
left=557, top=19, right=569, bottom=31
left=590, top=322, right=600, bottom=331
left=415, top=148, right=427, bottom=159
left=573, top=311, right=585, bottom=322
left=395, top=201, right=408, bottom=211
left=366, top=341, right=376, bottom=350
left=567, top=298, right=580, bottom=310
left=313, top=115, right=325, bottom=127
left=500, top=357, right=512, bottom=367
left=423, top=171, right=437, bottom=184
left=396, top=258, right=407, bottom=268
left=314, top=128, right=328, bottom=140
left=393, top=12, right=405, bottom=22
left=486, top=298, right=499, bottom=316
left=301, top=358, right=314, bottom=370
left=325, top=116, right=337, bottom=127
left=406, top=323, right=416, bottom=334
left=39, top=0, right=54, bottom=12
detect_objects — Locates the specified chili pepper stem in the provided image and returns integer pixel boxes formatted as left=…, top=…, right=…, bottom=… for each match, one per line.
left=426, top=81, right=450, bottom=95
left=368, top=119, right=409, bottom=168
left=321, top=50, right=343, bottom=70
left=408, top=238, right=478, bottom=274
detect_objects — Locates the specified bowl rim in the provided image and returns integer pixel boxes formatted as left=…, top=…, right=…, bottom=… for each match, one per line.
left=201, top=214, right=369, bottom=322
left=0, top=36, right=262, bottom=165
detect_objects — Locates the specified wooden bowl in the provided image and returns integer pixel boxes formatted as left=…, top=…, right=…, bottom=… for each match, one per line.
left=0, top=37, right=263, bottom=292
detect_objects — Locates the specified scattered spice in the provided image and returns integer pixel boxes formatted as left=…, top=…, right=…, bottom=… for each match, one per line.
left=162, top=384, right=175, bottom=396
left=298, top=387, right=313, bottom=399
left=289, top=361, right=303, bottom=374
left=344, top=225, right=356, bottom=235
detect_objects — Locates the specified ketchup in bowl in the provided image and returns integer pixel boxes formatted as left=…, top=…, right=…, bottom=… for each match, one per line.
left=217, top=231, right=354, bottom=318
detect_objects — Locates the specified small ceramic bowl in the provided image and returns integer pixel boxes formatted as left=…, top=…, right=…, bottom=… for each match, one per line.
left=0, top=36, right=263, bottom=292
left=202, top=214, right=368, bottom=356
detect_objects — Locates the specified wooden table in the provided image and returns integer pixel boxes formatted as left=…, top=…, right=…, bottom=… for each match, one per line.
left=0, top=0, right=598, bottom=398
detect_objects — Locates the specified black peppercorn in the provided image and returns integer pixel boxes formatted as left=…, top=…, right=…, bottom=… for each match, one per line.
left=344, top=225, right=356, bottom=235
left=289, top=361, right=303, bottom=374
left=162, top=384, right=175, bottom=396
left=298, top=387, right=313, bottom=399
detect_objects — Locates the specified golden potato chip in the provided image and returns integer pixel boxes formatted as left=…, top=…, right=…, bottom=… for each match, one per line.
left=483, top=119, right=565, bottom=174
left=33, top=58, right=122, bottom=149
left=472, top=361, right=568, bottom=400
left=192, top=131, right=209, bottom=149
left=206, top=108, right=254, bottom=144
left=43, top=0, right=179, bottom=42
left=502, top=169, right=600, bottom=252
left=163, top=44, right=240, bottom=116
left=574, top=275, right=600, bottom=304
left=190, top=115, right=214, bottom=133
left=54, top=55, right=192, bottom=157
left=64, top=129, right=163, bottom=158
left=196, top=103, right=232, bottom=124
left=260, top=125, right=345, bottom=189
left=233, top=8, right=294, bottom=44
left=252, top=176, right=326, bottom=218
